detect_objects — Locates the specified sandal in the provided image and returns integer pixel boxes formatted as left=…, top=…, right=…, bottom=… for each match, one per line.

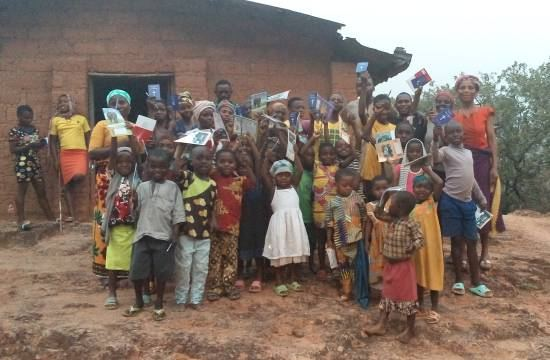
left=480, top=259, right=492, bottom=271
left=248, top=280, right=262, bottom=293
left=273, top=284, right=289, bottom=297
left=469, top=284, right=493, bottom=298
left=207, top=292, right=221, bottom=302
left=452, top=282, right=465, bottom=295
left=287, top=281, right=304, bottom=292
left=426, top=310, right=440, bottom=324
left=104, top=296, right=119, bottom=310
left=228, top=288, right=241, bottom=301
left=19, top=221, right=32, bottom=231
left=152, top=308, right=166, bottom=321
left=122, top=305, right=143, bottom=317
left=235, top=279, right=245, bottom=291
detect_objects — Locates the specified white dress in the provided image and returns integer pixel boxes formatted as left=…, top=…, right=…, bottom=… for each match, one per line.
left=263, top=187, right=310, bottom=267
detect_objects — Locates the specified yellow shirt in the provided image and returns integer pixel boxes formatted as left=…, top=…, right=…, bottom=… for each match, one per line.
left=89, top=120, right=144, bottom=154
left=50, top=115, right=90, bottom=150
left=360, top=119, right=395, bottom=181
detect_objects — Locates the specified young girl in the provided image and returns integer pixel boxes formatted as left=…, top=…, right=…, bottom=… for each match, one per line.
left=411, top=169, right=444, bottom=324
left=9, top=105, right=55, bottom=229
left=335, top=139, right=362, bottom=196
left=208, top=149, right=255, bottom=301
left=393, top=138, right=428, bottom=192
left=364, top=191, right=424, bottom=344
left=171, top=91, right=195, bottom=139
left=302, top=135, right=338, bottom=280
left=365, top=175, right=389, bottom=287
left=102, top=136, right=140, bottom=310
left=262, top=158, right=310, bottom=297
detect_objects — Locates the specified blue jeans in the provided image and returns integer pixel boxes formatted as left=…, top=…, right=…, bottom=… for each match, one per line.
left=174, top=235, right=211, bottom=305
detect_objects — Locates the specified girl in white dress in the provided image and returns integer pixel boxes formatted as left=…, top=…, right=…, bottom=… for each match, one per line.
left=262, top=157, right=310, bottom=297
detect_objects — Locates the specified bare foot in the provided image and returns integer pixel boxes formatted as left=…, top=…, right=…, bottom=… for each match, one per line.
left=396, top=328, right=414, bottom=344
left=363, top=322, right=386, bottom=336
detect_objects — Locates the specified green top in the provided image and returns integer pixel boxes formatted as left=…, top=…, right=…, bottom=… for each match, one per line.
left=297, top=169, right=313, bottom=224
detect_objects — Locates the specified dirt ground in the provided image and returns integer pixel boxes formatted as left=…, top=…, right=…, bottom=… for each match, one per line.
left=1, top=214, right=550, bottom=360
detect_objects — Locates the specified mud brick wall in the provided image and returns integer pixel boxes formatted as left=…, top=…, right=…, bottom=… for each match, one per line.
left=0, top=0, right=357, bottom=220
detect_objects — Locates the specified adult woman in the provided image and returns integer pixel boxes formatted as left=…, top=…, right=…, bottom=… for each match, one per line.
left=88, top=89, right=134, bottom=277
left=454, top=75, right=505, bottom=270
left=49, top=94, right=91, bottom=222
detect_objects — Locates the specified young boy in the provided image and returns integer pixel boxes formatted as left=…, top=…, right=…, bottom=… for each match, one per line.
left=325, top=168, right=367, bottom=301
left=297, top=144, right=316, bottom=272
left=432, top=121, right=492, bottom=298
left=124, top=149, right=186, bottom=321
left=174, top=146, right=216, bottom=310
left=364, top=191, right=424, bottom=343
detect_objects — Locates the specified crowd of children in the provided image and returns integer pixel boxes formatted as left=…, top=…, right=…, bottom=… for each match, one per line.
left=9, top=73, right=500, bottom=343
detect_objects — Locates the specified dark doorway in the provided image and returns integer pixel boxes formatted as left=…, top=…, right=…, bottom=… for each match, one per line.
left=89, top=73, right=175, bottom=124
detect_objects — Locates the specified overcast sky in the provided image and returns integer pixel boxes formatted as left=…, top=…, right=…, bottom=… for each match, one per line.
left=251, top=0, right=548, bottom=94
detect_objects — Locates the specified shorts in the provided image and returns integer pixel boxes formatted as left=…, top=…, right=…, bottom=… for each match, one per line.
left=438, top=192, right=478, bottom=241
left=129, top=236, right=175, bottom=281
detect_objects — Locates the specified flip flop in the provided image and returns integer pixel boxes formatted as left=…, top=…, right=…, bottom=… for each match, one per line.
left=103, top=296, right=119, bottom=310
left=248, top=280, right=262, bottom=293
left=480, top=259, right=492, bottom=271
left=452, top=282, right=465, bottom=295
left=122, top=305, right=143, bottom=317
left=152, top=308, right=166, bottom=321
left=19, top=220, right=32, bottom=231
left=287, top=281, right=304, bottom=292
left=469, top=284, right=493, bottom=298
left=228, top=288, right=241, bottom=301
left=235, top=279, right=246, bottom=291
left=273, top=284, right=289, bottom=297
left=426, top=310, right=440, bottom=324
left=207, top=292, right=221, bottom=302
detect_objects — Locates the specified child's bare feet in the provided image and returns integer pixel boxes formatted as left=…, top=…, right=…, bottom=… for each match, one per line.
left=396, top=328, right=415, bottom=344
left=363, top=322, right=386, bottom=336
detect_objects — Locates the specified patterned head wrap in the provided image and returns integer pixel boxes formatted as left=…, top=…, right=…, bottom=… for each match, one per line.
left=192, top=100, right=216, bottom=124
left=106, top=89, right=131, bottom=105
left=270, top=159, right=294, bottom=177
left=454, top=75, right=481, bottom=92
left=178, top=91, right=194, bottom=107
left=217, top=99, right=235, bottom=112
left=435, top=90, right=455, bottom=104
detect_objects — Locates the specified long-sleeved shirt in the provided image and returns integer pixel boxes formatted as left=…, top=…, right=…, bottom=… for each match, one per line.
left=383, top=218, right=424, bottom=260
left=433, top=144, right=486, bottom=204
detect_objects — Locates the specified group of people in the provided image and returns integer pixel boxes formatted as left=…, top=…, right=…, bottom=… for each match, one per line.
left=8, top=72, right=505, bottom=342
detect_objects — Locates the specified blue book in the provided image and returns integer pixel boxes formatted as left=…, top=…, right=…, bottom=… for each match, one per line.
left=433, top=108, right=454, bottom=126
left=308, top=92, right=318, bottom=111
left=356, top=62, right=369, bottom=74
left=289, top=111, right=299, bottom=128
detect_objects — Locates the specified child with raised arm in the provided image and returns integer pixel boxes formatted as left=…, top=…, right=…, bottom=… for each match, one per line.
left=364, top=191, right=424, bottom=344
left=432, top=121, right=492, bottom=298
left=174, top=146, right=216, bottom=310
left=262, top=156, right=310, bottom=297
left=411, top=168, right=444, bottom=324
left=325, top=168, right=367, bottom=301
left=123, top=148, right=185, bottom=321
left=102, top=135, right=141, bottom=310
left=9, top=105, right=55, bottom=230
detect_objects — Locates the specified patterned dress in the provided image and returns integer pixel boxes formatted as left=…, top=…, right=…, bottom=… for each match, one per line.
left=312, top=163, right=338, bottom=228
left=8, top=126, right=42, bottom=183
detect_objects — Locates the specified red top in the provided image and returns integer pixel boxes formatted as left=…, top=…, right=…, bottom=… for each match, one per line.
left=454, top=106, right=494, bottom=149
left=211, top=173, right=254, bottom=236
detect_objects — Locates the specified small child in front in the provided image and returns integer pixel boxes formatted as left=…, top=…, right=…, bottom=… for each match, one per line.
left=174, top=146, right=216, bottom=310
left=124, top=148, right=186, bottom=321
left=364, top=191, right=424, bottom=344
left=432, top=120, right=491, bottom=298
left=325, top=168, right=367, bottom=301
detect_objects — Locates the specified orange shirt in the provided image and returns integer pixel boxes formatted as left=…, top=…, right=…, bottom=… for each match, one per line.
left=454, top=106, right=494, bottom=149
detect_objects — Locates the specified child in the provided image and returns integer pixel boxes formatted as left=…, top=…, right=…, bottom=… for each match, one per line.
left=394, top=91, right=427, bottom=143
left=174, top=146, right=216, bottom=310
left=359, top=93, right=396, bottom=200
left=297, top=144, right=316, bottom=273
left=262, top=158, right=310, bottom=296
left=364, top=191, right=424, bottom=344
left=325, top=168, right=367, bottom=301
left=123, top=148, right=185, bottom=321
left=236, top=136, right=268, bottom=293
left=411, top=170, right=444, bottom=324
left=395, top=121, right=414, bottom=151
left=171, top=91, right=195, bottom=139
left=393, top=138, right=428, bottom=191
left=217, top=100, right=236, bottom=126
left=335, top=139, right=362, bottom=197
left=432, top=121, right=492, bottom=298
left=102, top=136, right=140, bottom=310
left=9, top=105, right=55, bottom=229
left=365, top=176, right=390, bottom=287
left=302, top=136, right=338, bottom=280
left=207, top=149, right=255, bottom=301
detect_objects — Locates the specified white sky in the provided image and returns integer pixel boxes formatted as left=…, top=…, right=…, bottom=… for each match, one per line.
left=251, top=0, right=548, bottom=94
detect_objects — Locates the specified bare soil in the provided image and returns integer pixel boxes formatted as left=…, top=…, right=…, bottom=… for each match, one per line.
left=1, top=214, right=550, bottom=359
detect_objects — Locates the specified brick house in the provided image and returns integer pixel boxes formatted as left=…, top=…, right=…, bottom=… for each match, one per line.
left=0, top=0, right=411, bottom=220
